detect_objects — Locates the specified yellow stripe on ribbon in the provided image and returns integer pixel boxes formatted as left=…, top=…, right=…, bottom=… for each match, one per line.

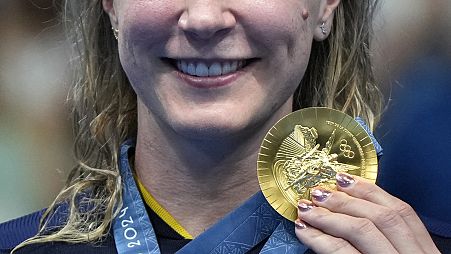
left=135, top=178, right=193, bottom=240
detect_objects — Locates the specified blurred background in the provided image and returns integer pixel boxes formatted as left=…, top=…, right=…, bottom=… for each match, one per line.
left=0, top=0, right=72, bottom=222
left=0, top=0, right=450, bottom=223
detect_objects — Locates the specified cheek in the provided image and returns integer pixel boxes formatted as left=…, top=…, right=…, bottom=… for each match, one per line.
left=240, top=1, right=311, bottom=54
left=116, top=1, right=181, bottom=91
left=244, top=3, right=313, bottom=77
left=119, top=1, right=180, bottom=56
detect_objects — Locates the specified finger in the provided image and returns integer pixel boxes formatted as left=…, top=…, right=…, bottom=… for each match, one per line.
left=298, top=203, right=397, bottom=254
left=336, top=173, right=440, bottom=253
left=294, top=219, right=360, bottom=254
left=308, top=189, right=422, bottom=253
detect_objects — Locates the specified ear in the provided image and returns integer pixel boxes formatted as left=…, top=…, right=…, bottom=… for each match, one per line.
left=102, top=0, right=118, bottom=28
left=313, top=0, right=341, bottom=41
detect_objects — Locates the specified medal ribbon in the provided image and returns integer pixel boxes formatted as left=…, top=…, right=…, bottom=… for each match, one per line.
left=113, top=140, right=160, bottom=254
left=176, top=192, right=308, bottom=254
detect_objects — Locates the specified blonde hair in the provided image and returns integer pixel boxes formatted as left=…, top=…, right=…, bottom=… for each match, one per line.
left=14, top=0, right=382, bottom=251
left=295, top=1, right=382, bottom=130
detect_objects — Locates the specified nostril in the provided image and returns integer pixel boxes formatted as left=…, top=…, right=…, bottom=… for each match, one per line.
left=181, top=21, right=228, bottom=40
left=187, top=28, right=230, bottom=41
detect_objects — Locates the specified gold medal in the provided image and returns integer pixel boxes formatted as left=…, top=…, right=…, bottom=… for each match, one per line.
left=257, top=107, right=378, bottom=221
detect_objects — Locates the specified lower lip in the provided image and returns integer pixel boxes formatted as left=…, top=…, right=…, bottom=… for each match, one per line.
left=175, top=69, right=243, bottom=89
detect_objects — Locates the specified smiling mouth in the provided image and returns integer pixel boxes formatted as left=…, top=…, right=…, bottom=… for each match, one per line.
left=164, top=58, right=258, bottom=77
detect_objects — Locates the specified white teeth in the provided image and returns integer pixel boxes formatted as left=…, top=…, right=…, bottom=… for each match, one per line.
left=187, top=62, right=196, bottom=76
left=230, top=61, right=238, bottom=72
left=209, top=62, right=222, bottom=76
left=222, top=62, right=231, bottom=75
left=195, top=62, right=209, bottom=77
left=177, top=60, right=247, bottom=77
left=181, top=61, right=188, bottom=73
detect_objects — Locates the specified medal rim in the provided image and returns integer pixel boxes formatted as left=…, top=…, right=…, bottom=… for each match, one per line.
left=257, top=107, right=378, bottom=221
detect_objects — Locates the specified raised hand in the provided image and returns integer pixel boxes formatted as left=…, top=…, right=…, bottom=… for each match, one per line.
left=294, top=173, right=441, bottom=254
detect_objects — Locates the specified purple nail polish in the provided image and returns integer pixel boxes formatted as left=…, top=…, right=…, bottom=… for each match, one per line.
left=295, top=219, right=307, bottom=229
left=311, top=189, right=331, bottom=202
left=298, top=202, right=314, bottom=212
left=336, top=173, right=355, bottom=188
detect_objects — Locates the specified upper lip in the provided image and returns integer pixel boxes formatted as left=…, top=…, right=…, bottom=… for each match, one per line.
left=164, top=57, right=254, bottom=62
left=163, top=57, right=259, bottom=66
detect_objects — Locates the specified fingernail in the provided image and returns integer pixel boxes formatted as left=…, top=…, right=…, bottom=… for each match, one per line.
left=311, top=189, right=331, bottom=202
left=298, top=201, right=314, bottom=212
left=295, top=219, right=307, bottom=229
left=336, top=173, right=355, bottom=188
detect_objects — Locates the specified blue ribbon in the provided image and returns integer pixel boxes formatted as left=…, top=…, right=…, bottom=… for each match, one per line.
left=113, top=140, right=160, bottom=254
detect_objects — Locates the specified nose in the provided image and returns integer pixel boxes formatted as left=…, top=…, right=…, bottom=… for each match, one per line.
left=178, top=0, right=236, bottom=40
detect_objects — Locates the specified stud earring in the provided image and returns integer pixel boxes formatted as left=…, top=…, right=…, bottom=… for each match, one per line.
left=301, top=9, right=309, bottom=20
left=320, top=22, right=327, bottom=35
left=112, top=27, right=119, bottom=40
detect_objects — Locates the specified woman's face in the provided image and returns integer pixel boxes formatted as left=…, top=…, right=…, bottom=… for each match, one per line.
left=104, top=0, right=336, bottom=139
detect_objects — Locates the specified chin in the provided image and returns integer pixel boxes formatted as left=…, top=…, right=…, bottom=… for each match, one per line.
left=167, top=110, right=256, bottom=140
